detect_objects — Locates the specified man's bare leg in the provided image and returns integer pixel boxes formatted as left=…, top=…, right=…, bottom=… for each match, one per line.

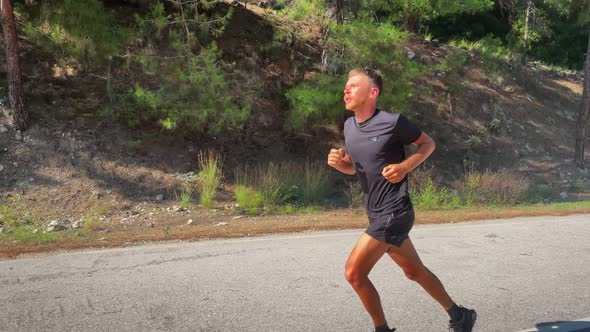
left=387, top=237, right=454, bottom=310
left=345, top=233, right=392, bottom=327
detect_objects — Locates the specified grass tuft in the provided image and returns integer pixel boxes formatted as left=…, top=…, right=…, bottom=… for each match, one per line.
left=198, top=151, right=223, bottom=207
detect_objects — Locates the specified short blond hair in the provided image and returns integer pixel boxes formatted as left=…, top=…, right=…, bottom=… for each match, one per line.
left=349, top=67, right=383, bottom=94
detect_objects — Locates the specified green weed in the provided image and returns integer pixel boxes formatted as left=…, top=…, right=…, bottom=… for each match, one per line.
left=235, top=185, right=264, bottom=215
left=178, top=189, right=193, bottom=210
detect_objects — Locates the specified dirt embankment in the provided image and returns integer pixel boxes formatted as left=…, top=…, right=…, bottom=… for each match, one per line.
left=1, top=2, right=589, bottom=259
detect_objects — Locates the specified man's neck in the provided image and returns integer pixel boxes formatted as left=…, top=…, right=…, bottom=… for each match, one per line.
left=354, top=103, right=377, bottom=123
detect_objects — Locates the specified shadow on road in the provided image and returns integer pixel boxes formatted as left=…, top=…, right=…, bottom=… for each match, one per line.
left=526, top=320, right=590, bottom=332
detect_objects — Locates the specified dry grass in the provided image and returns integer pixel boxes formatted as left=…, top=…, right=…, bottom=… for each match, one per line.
left=462, top=169, right=530, bottom=205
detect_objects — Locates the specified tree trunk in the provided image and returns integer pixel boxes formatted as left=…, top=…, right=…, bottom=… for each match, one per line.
left=1, top=0, right=28, bottom=131
left=522, top=0, right=532, bottom=64
left=575, top=31, right=590, bottom=169
left=335, top=0, right=343, bottom=24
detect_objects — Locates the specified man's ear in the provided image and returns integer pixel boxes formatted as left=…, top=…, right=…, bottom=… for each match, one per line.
left=370, top=87, right=380, bottom=98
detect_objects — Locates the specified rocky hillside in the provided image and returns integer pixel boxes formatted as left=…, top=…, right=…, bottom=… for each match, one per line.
left=0, top=2, right=589, bottom=227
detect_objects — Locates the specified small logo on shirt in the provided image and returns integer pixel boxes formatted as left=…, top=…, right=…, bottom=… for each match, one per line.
left=368, top=136, right=381, bottom=142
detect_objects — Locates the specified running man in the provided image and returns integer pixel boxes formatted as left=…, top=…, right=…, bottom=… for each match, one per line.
left=327, top=68, right=476, bottom=332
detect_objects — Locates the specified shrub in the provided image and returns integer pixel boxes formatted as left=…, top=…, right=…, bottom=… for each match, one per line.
left=122, top=44, right=251, bottom=135
left=411, top=178, right=454, bottom=210
left=235, top=160, right=331, bottom=209
left=461, top=169, right=530, bottom=205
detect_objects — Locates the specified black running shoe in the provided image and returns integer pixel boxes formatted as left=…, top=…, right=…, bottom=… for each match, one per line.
left=448, top=307, right=477, bottom=332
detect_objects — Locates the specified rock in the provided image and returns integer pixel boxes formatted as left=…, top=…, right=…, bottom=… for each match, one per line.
left=0, top=165, right=3, bottom=172
left=187, top=219, right=194, bottom=225
left=47, top=219, right=68, bottom=232
left=559, top=192, right=568, bottom=200
left=0, top=125, right=7, bottom=133
left=213, top=222, right=228, bottom=227
left=33, top=228, right=39, bottom=233
left=407, top=50, right=416, bottom=59
left=230, top=0, right=239, bottom=6
left=12, top=162, right=17, bottom=167
left=0, top=227, right=4, bottom=234
left=432, top=39, right=440, bottom=46
left=174, top=206, right=185, bottom=212
left=156, top=194, right=164, bottom=201
left=72, top=220, right=83, bottom=229
left=232, top=216, right=244, bottom=220
left=15, top=130, right=23, bottom=142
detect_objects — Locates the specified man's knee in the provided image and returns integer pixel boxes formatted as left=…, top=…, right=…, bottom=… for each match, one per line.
left=402, top=265, right=427, bottom=282
left=345, top=264, right=367, bottom=288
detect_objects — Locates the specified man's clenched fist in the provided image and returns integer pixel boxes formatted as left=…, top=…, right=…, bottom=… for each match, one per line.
left=327, top=148, right=345, bottom=168
left=382, top=163, right=409, bottom=184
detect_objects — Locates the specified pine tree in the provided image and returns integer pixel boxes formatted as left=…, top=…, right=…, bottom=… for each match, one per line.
left=575, top=31, right=590, bottom=169
left=1, top=0, right=28, bottom=131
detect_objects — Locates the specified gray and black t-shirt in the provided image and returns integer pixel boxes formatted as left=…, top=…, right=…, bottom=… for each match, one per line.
left=344, top=109, right=422, bottom=218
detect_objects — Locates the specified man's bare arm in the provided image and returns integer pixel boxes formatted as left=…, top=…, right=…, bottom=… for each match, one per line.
left=382, top=132, right=435, bottom=183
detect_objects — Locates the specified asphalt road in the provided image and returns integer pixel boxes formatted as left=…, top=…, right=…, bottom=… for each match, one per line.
left=1, top=214, right=590, bottom=332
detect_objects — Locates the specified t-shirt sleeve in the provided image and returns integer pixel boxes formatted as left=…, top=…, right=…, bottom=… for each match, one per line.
left=394, top=114, right=422, bottom=145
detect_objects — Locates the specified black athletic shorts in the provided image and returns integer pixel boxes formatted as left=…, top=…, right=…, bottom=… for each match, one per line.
left=365, top=208, right=415, bottom=247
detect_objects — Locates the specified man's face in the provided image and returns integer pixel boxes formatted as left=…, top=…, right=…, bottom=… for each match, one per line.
left=343, top=74, right=378, bottom=111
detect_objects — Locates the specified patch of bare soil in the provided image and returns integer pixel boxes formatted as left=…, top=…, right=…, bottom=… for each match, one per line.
left=2, top=206, right=590, bottom=259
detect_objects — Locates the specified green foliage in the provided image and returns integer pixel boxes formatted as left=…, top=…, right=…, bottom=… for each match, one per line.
left=273, top=205, right=321, bottom=215
left=525, top=0, right=590, bottom=70
left=178, top=190, right=193, bottom=209
left=249, top=163, right=298, bottom=207
left=280, top=0, right=326, bottom=22
left=0, top=205, right=19, bottom=228
left=8, top=227, right=58, bottom=244
left=411, top=178, right=460, bottom=210
left=286, top=74, right=347, bottom=128
left=286, top=21, right=419, bottom=129
left=114, top=1, right=249, bottom=136
left=354, top=0, right=492, bottom=32
left=123, top=43, right=250, bottom=134
left=435, top=0, right=494, bottom=16
left=235, top=185, right=264, bottom=214
left=23, top=0, right=129, bottom=64
left=198, top=151, right=223, bottom=207
left=465, top=135, right=482, bottom=148
left=450, top=36, right=511, bottom=84
left=235, top=161, right=331, bottom=210
left=0, top=205, right=55, bottom=244
left=409, top=168, right=532, bottom=209
left=437, top=48, right=470, bottom=72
